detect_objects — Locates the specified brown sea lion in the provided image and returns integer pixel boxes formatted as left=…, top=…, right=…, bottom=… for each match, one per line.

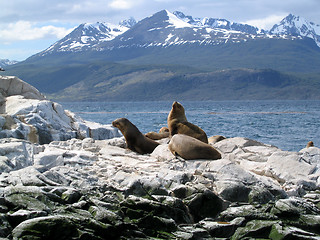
left=169, top=134, right=221, bottom=160
left=159, top=127, right=169, bottom=133
left=167, top=101, right=208, bottom=143
left=145, top=127, right=170, bottom=140
left=306, top=141, right=314, bottom=148
left=112, top=118, right=159, bottom=154
left=208, top=135, right=226, bottom=144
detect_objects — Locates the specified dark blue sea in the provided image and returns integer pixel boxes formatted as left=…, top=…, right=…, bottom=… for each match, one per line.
left=59, top=100, right=320, bottom=152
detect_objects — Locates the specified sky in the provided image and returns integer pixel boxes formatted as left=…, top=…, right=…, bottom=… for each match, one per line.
left=0, top=0, right=319, bottom=61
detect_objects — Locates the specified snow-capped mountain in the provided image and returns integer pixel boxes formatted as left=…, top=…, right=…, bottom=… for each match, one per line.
left=173, top=11, right=265, bottom=34
left=96, top=10, right=299, bottom=50
left=270, top=14, right=320, bottom=47
left=33, top=10, right=319, bottom=58
left=0, top=59, right=19, bottom=67
left=38, top=18, right=136, bottom=56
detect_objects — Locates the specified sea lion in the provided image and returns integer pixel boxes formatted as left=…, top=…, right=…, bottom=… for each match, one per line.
left=306, top=141, right=314, bottom=148
left=112, top=118, right=159, bottom=154
left=145, top=127, right=170, bottom=140
left=169, top=134, right=221, bottom=160
left=159, top=127, right=169, bottom=133
left=167, top=101, right=208, bottom=143
left=208, top=135, right=226, bottom=144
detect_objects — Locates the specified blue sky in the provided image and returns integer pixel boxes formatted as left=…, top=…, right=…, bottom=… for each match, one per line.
left=0, top=0, right=319, bottom=61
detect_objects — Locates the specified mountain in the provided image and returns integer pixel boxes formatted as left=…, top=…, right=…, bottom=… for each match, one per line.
left=45, top=66, right=320, bottom=101
left=37, top=18, right=136, bottom=56
left=5, top=10, right=320, bottom=101
left=0, top=59, right=19, bottom=68
left=270, top=14, right=320, bottom=47
left=35, top=10, right=290, bottom=57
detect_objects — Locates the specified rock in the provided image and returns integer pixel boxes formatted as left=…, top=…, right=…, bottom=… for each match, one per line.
left=231, top=220, right=278, bottom=240
left=0, top=75, right=45, bottom=101
left=185, top=189, right=226, bottom=222
left=89, top=206, right=122, bottom=224
left=271, top=197, right=320, bottom=218
left=199, top=217, right=245, bottom=238
left=269, top=223, right=320, bottom=240
left=12, top=215, right=118, bottom=240
left=0, top=214, right=11, bottom=238
left=7, top=209, right=47, bottom=228
left=61, top=189, right=82, bottom=204
left=217, top=180, right=251, bottom=202
left=175, top=225, right=212, bottom=239
left=220, top=204, right=277, bottom=222
left=0, top=76, right=120, bottom=144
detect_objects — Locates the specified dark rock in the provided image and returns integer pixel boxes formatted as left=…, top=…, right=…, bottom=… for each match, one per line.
left=199, top=217, right=246, bottom=238
left=0, top=214, right=11, bottom=238
left=121, top=195, right=192, bottom=224
left=248, top=186, right=275, bottom=204
left=298, top=215, right=320, bottom=234
left=269, top=223, right=320, bottom=240
left=12, top=215, right=118, bottom=240
left=4, top=191, right=53, bottom=213
left=218, top=181, right=251, bottom=202
left=176, top=225, right=212, bottom=239
left=124, top=179, right=169, bottom=198
left=7, top=209, right=47, bottom=228
left=137, top=215, right=177, bottom=233
left=220, top=204, right=277, bottom=222
left=171, top=185, right=196, bottom=199
left=89, top=206, right=122, bottom=224
left=61, top=189, right=82, bottom=204
left=271, top=197, right=320, bottom=218
left=231, top=220, right=278, bottom=240
left=185, top=190, right=226, bottom=222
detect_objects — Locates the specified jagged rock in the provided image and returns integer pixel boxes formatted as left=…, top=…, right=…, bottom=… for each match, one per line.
left=231, top=220, right=278, bottom=240
left=12, top=215, right=118, bottom=240
left=271, top=197, right=320, bottom=217
left=0, top=76, right=45, bottom=102
left=185, top=190, right=226, bottom=222
left=269, top=223, right=320, bottom=240
left=175, top=225, right=212, bottom=239
left=0, top=76, right=120, bottom=144
left=199, top=217, right=246, bottom=238
left=7, top=209, right=48, bottom=228
left=220, top=204, right=277, bottom=222
left=0, top=214, right=11, bottom=238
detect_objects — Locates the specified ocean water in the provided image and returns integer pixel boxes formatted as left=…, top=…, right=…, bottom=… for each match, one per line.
left=59, top=100, right=320, bottom=152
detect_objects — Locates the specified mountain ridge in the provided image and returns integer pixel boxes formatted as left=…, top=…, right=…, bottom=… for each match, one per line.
left=3, top=10, right=320, bottom=101
left=30, top=9, right=320, bottom=58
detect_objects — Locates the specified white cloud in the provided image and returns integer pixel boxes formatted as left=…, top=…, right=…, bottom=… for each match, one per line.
left=0, top=21, right=74, bottom=43
left=243, top=15, right=286, bottom=30
left=109, top=0, right=135, bottom=10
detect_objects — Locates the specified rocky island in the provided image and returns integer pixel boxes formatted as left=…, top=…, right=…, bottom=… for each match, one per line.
left=0, top=75, right=320, bottom=239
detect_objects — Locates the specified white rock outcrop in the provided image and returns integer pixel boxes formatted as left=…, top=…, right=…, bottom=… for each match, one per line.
left=0, top=75, right=120, bottom=144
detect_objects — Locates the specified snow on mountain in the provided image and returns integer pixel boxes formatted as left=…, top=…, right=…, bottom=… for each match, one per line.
left=0, top=59, right=19, bottom=67
left=110, top=10, right=298, bottom=50
left=37, top=19, right=136, bottom=56
left=34, top=10, right=319, bottom=58
left=172, top=11, right=265, bottom=35
left=270, top=14, right=320, bottom=47
left=166, top=10, right=192, bottom=28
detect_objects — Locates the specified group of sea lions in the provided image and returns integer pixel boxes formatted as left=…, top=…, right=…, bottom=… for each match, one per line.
left=112, top=101, right=222, bottom=160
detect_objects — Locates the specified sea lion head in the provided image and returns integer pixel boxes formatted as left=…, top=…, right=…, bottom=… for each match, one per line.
left=306, top=141, right=314, bottom=148
left=168, top=101, right=187, bottom=122
left=159, top=127, right=169, bottom=133
left=112, top=118, right=135, bottom=134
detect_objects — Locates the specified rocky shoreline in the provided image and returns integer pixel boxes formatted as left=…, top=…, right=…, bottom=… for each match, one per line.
left=1, top=76, right=320, bottom=239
